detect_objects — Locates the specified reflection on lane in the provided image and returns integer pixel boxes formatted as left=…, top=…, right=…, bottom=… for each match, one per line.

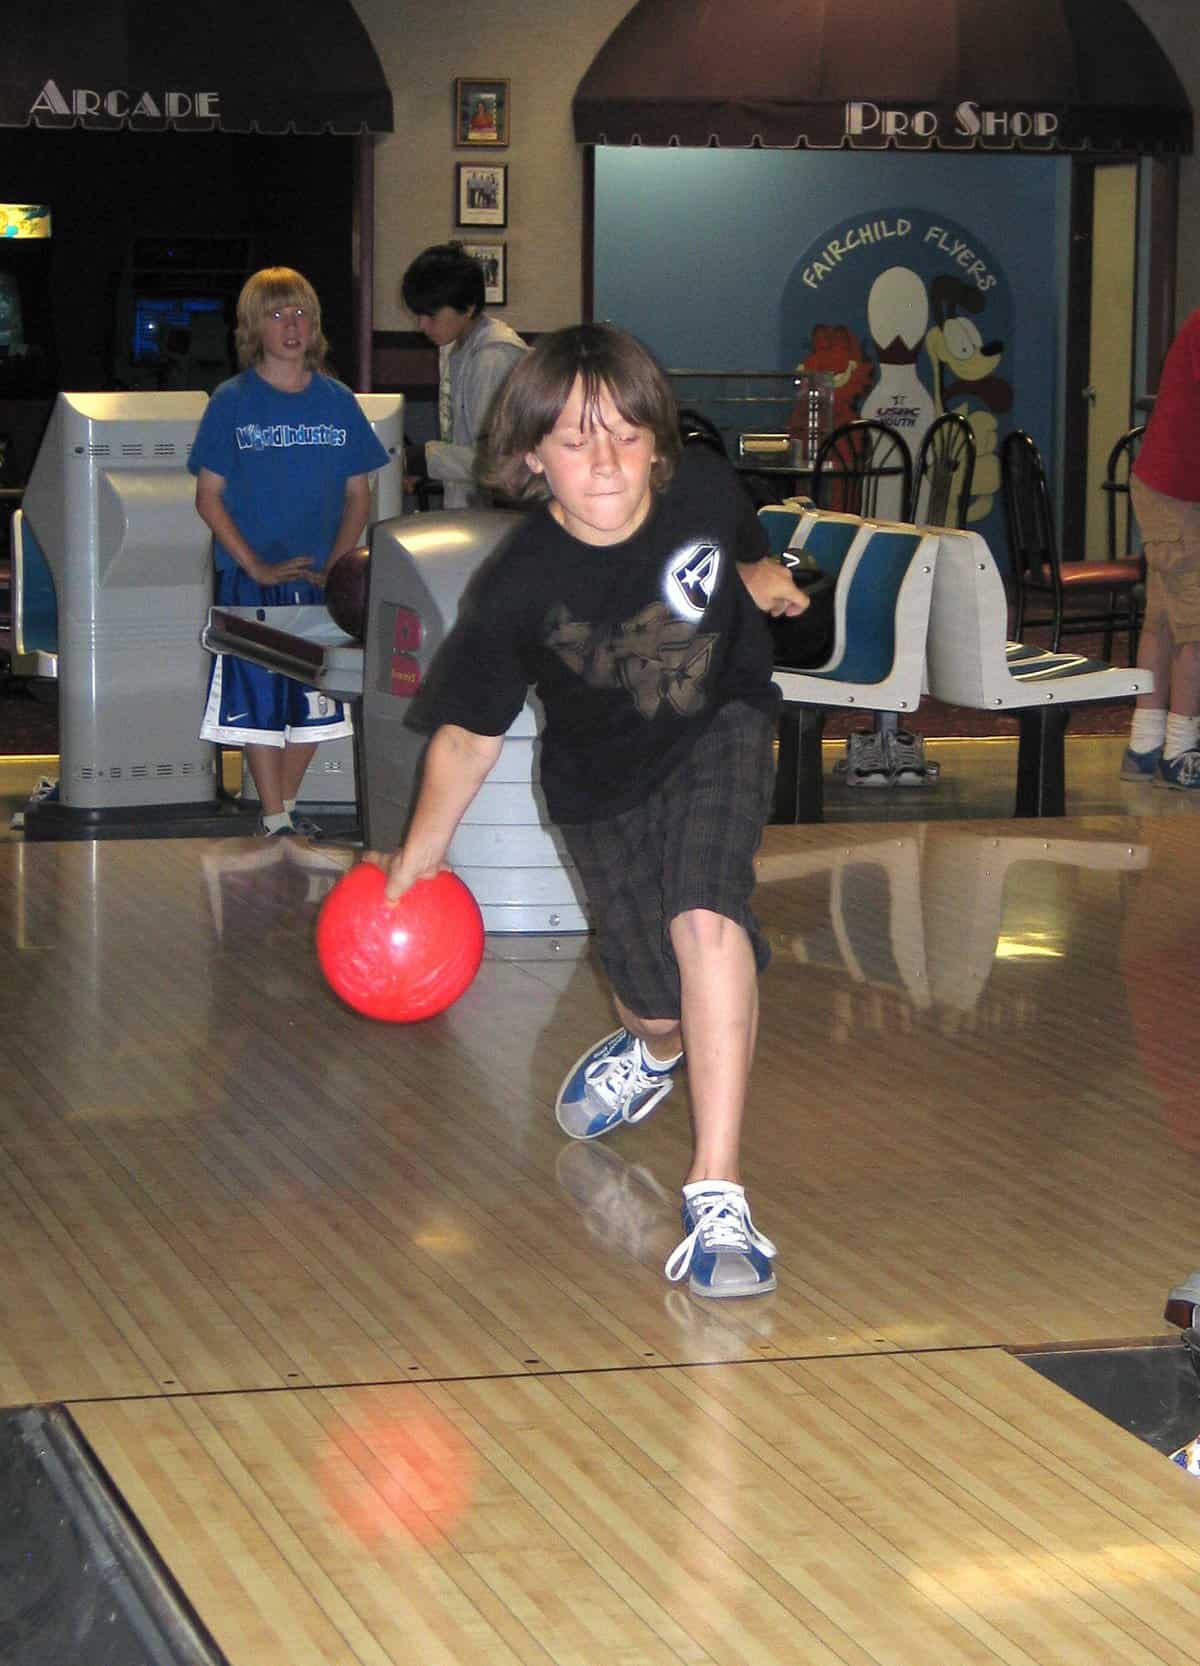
left=756, top=829, right=1148, bottom=1023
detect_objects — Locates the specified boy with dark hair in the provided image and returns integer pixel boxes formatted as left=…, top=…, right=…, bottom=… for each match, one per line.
left=370, top=323, right=808, bottom=1297
left=401, top=242, right=527, bottom=508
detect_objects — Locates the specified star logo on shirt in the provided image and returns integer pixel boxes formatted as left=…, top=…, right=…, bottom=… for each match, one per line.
left=665, top=540, right=721, bottom=619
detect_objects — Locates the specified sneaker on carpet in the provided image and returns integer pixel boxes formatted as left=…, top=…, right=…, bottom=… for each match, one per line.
left=1158, top=749, right=1200, bottom=791
left=665, top=1182, right=777, bottom=1298
left=842, top=727, right=891, bottom=787
left=555, top=1027, right=680, bottom=1140
left=886, top=726, right=933, bottom=786
left=1120, top=745, right=1163, bottom=782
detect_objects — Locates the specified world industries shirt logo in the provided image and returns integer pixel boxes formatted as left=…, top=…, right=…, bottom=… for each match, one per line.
left=235, top=423, right=348, bottom=451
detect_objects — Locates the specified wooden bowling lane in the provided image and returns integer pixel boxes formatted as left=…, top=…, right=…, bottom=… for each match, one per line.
left=71, top=1347, right=1200, bottom=1666
left=1, top=817, right=1198, bottom=1404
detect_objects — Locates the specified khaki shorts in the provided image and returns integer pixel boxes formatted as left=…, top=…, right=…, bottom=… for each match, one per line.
left=1131, top=475, right=1200, bottom=645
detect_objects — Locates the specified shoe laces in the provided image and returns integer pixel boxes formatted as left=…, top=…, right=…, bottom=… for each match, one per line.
left=584, top=1038, right=668, bottom=1121
left=1171, top=749, right=1200, bottom=786
left=665, top=1188, right=777, bottom=1282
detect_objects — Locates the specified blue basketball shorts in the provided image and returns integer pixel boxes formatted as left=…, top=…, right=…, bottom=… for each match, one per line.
left=199, top=652, right=353, bottom=748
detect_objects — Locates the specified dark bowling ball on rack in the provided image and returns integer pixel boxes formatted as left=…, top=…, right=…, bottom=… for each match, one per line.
left=324, top=545, right=371, bottom=640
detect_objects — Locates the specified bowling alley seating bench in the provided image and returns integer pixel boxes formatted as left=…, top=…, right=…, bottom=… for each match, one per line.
left=760, top=508, right=940, bottom=822
left=760, top=507, right=1153, bottom=821
left=924, top=527, right=1153, bottom=817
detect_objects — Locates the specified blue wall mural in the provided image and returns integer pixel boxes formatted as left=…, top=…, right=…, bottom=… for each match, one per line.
left=783, top=210, right=1014, bottom=529
left=594, top=148, right=1066, bottom=562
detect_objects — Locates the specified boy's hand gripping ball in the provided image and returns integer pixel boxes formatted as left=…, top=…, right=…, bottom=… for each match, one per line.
left=317, top=864, right=484, bottom=1022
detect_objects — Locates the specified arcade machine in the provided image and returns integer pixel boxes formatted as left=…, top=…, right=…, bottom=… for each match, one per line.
left=112, top=233, right=253, bottom=394
left=203, top=511, right=589, bottom=935
left=0, top=202, right=55, bottom=405
left=14, top=390, right=403, bottom=839
left=19, top=391, right=219, bottom=837
left=0, top=203, right=56, bottom=671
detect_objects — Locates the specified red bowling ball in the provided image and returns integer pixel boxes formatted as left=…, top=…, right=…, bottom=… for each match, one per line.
left=316, top=864, right=484, bottom=1022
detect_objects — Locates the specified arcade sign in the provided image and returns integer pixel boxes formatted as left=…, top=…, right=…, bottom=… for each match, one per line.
left=28, top=79, right=221, bottom=124
left=846, top=100, right=1060, bottom=147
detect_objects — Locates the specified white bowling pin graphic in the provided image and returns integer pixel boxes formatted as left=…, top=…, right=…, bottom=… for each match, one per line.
left=862, top=266, right=936, bottom=514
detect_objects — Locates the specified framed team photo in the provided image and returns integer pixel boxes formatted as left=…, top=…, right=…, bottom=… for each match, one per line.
left=462, top=240, right=507, bottom=306
left=455, top=78, right=510, bottom=147
left=456, top=163, right=507, bottom=228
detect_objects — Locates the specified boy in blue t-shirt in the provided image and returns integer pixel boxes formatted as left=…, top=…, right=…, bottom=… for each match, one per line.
left=190, top=266, right=388, bottom=835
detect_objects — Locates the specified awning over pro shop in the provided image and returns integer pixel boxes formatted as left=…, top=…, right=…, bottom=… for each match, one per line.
left=0, top=0, right=393, bottom=135
left=574, top=0, right=1191, bottom=156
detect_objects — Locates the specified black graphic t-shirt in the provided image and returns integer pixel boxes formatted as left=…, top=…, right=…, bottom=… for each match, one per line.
left=418, top=446, right=780, bottom=823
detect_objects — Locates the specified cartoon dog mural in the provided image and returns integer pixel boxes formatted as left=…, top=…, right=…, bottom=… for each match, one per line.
left=924, top=275, right=1012, bottom=522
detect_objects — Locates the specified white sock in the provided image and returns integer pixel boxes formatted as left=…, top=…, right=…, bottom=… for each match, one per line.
left=683, top=1179, right=742, bottom=1201
left=1129, top=709, right=1166, bottom=755
left=1164, top=712, right=1200, bottom=761
left=283, top=798, right=297, bottom=813
left=641, top=1041, right=683, bottom=1072
left=262, top=810, right=293, bottom=832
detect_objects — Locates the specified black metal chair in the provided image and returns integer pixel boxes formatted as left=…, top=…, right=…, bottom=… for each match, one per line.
left=913, top=411, right=976, bottom=529
left=811, top=419, right=913, bottom=521
left=1000, top=428, right=1143, bottom=661
left=1102, top=425, right=1146, bottom=561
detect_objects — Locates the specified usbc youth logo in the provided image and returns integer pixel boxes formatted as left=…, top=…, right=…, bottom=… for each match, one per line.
left=665, top=541, right=721, bottom=621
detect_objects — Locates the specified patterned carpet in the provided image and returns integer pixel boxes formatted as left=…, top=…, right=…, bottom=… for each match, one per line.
left=1, top=676, right=58, bottom=755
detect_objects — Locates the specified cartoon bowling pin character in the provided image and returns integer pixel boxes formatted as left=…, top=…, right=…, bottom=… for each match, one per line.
left=861, top=266, right=936, bottom=512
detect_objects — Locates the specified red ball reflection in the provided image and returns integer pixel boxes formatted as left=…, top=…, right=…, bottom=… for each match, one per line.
left=319, top=1404, right=477, bottom=1548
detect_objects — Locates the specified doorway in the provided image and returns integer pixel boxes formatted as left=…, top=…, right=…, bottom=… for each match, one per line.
left=1062, top=158, right=1177, bottom=563
left=1084, top=163, right=1138, bottom=558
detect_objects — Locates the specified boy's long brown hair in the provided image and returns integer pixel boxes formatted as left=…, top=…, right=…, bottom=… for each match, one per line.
left=480, top=323, right=681, bottom=502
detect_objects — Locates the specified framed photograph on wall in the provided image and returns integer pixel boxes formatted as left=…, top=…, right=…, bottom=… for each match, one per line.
left=455, top=79, right=510, bottom=146
left=462, top=241, right=507, bottom=306
left=456, top=163, right=507, bottom=228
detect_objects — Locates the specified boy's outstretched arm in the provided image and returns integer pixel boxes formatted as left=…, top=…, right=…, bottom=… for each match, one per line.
left=737, top=558, right=812, bottom=618
left=364, top=724, right=502, bottom=901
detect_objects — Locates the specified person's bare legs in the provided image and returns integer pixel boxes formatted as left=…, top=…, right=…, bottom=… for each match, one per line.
left=1169, top=639, right=1200, bottom=717
left=245, top=740, right=318, bottom=816
left=613, top=999, right=681, bottom=1066
left=672, top=909, right=757, bottom=1183
left=615, top=908, right=757, bottom=1180
left=1134, top=615, right=1173, bottom=712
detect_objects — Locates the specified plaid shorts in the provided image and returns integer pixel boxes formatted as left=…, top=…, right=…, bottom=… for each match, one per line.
left=558, top=700, right=775, bottom=1021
